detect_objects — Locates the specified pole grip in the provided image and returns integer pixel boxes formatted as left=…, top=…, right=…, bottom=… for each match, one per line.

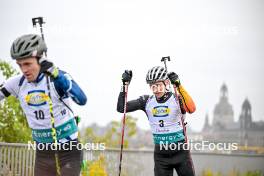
left=32, top=17, right=47, bottom=57
left=161, top=56, right=171, bottom=72
left=32, top=17, right=45, bottom=27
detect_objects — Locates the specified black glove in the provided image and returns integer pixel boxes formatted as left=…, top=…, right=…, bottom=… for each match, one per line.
left=40, top=60, right=59, bottom=78
left=122, top=70, right=132, bottom=84
left=167, top=72, right=181, bottom=87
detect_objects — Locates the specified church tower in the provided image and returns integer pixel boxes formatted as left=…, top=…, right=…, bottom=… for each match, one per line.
left=239, top=98, right=252, bottom=130
left=212, top=83, right=234, bottom=130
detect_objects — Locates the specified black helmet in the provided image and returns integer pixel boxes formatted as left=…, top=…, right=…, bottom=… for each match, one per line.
left=146, top=66, right=168, bottom=84
left=10, top=34, right=47, bottom=60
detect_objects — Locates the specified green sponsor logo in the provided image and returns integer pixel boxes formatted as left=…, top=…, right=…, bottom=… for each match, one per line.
left=32, top=118, right=78, bottom=143
left=153, top=130, right=185, bottom=144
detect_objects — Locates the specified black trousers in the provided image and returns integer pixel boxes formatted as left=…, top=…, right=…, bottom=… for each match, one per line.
left=154, top=144, right=195, bottom=176
left=34, top=140, right=83, bottom=176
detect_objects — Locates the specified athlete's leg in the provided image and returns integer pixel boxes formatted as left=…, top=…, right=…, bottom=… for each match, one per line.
left=59, top=143, right=83, bottom=176
left=34, top=141, right=83, bottom=176
left=34, top=150, right=57, bottom=176
left=175, top=150, right=195, bottom=176
left=154, top=152, right=174, bottom=176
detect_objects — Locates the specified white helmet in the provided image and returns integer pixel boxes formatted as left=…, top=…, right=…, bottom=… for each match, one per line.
left=146, top=66, right=168, bottom=84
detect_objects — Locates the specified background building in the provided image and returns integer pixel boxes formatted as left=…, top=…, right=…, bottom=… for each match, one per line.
left=201, top=83, right=264, bottom=147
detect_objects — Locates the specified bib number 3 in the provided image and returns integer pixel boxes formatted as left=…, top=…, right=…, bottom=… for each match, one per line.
left=159, top=120, right=164, bottom=127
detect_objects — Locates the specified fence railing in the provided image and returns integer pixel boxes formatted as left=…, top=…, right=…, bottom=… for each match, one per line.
left=0, top=142, right=154, bottom=176
left=0, top=143, right=35, bottom=176
left=1, top=142, right=264, bottom=176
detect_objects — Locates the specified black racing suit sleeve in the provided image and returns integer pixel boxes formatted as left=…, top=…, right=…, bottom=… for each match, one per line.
left=117, top=85, right=149, bottom=113
left=0, top=82, right=11, bottom=99
left=0, top=87, right=11, bottom=97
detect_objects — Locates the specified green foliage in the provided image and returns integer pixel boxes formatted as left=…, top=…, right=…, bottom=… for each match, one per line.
left=81, top=118, right=138, bottom=176
left=81, top=154, right=107, bottom=176
left=228, top=169, right=240, bottom=176
left=202, top=169, right=214, bottom=176
left=0, top=60, right=18, bottom=79
left=202, top=169, right=263, bottom=176
left=242, top=171, right=263, bottom=176
left=82, top=115, right=137, bottom=148
left=0, top=60, right=31, bottom=142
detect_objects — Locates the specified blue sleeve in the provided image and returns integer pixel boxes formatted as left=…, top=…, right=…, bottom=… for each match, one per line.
left=53, top=70, right=87, bottom=105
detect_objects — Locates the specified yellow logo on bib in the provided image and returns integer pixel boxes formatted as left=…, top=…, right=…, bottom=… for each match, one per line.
left=25, top=90, right=49, bottom=106
left=152, top=106, right=170, bottom=117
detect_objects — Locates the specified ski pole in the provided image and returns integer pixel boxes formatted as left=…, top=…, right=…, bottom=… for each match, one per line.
left=118, top=83, right=128, bottom=176
left=161, top=56, right=170, bottom=72
left=161, top=56, right=171, bottom=90
left=32, top=17, right=61, bottom=176
left=160, top=56, right=188, bottom=143
left=32, top=17, right=47, bottom=57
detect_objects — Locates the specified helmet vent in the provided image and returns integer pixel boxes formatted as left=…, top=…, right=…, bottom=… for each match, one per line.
left=156, top=72, right=161, bottom=79
left=16, top=39, right=21, bottom=46
left=24, top=43, right=30, bottom=50
left=31, top=41, right=39, bottom=48
left=17, top=41, right=25, bottom=53
left=31, top=35, right=37, bottom=40
left=20, top=51, right=30, bottom=58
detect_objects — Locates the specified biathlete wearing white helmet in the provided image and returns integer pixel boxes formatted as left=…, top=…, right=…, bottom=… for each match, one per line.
left=117, top=66, right=196, bottom=176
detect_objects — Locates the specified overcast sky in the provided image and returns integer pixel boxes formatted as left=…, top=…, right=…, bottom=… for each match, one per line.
left=0, top=0, right=263, bottom=131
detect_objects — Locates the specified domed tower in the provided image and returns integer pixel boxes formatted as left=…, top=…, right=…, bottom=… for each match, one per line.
left=239, top=98, right=252, bottom=130
left=212, top=83, right=234, bottom=130
left=220, top=83, right=228, bottom=98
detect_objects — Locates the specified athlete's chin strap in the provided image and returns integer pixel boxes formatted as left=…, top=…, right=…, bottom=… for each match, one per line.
left=162, top=81, right=170, bottom=93
left=156, top=91, right=170, bottom=103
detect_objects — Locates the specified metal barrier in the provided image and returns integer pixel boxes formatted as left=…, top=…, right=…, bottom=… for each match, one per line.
left=0, top=143, right=35, bottom=176
left=1, top=142, right=264, bottom=176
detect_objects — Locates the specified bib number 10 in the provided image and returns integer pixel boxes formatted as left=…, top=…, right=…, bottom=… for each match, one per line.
left=34, top=110, right=45, bottom=120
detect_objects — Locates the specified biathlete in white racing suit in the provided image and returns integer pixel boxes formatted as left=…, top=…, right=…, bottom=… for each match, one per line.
left=0, top=34, right=87, bottom=176
left=117, top=67, right=196, bottom=176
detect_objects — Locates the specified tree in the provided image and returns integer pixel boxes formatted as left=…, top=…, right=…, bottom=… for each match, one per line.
left=80, top=116, right=138, bottom=176
left=0, top=60, right=31, bottom=142
left=82, top=115, right=137, bottom=148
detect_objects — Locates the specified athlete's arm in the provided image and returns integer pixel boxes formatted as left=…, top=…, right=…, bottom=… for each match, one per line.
left=0, top=75, right=21, bottom=101
left=0, top=86, right=8, bottom=100
left=0, top=83, right=10, bottom=100
left=117, top=85, right=149, bottom=113
left=53, top=70, right=87, bottom=105
left=176, top=85, right=196, bottom=113
left=168, top=72, right=196, bottom=113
